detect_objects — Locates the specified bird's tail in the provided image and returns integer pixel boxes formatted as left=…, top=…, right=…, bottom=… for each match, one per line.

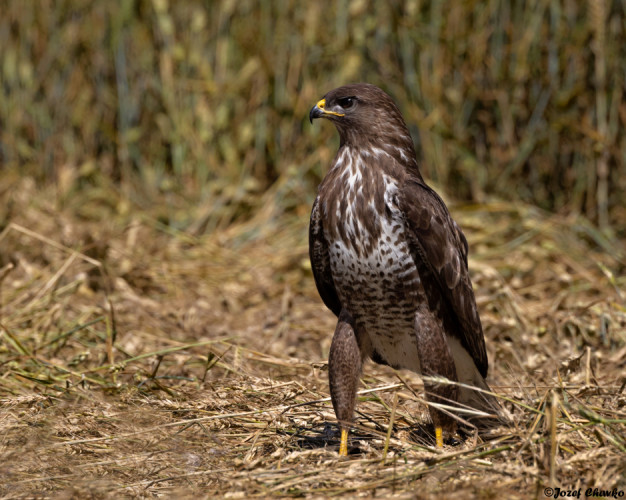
left=456, top=372, right=510, bottom=429
left=448, top=337, right=511, bottom=428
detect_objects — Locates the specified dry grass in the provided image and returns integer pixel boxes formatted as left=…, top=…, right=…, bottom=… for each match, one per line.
left=0, top=179, right=624, bottom=498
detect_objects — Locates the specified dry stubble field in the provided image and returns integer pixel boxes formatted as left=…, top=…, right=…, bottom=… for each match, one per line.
left=0, top=176, right=624, bottom=499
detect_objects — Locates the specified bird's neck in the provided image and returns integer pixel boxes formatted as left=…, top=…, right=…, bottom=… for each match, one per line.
left=332, top=143, right=423, bottom=183
left=336, top=130, right=423, bottom=181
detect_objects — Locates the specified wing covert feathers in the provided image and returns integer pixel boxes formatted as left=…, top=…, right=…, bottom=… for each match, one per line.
left=309, top=197, right=342, bottom=317
left=399, top=180, right=489, bottom=378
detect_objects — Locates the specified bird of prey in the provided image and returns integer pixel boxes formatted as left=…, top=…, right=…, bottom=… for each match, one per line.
left=308, top=83, right=499, bottom=455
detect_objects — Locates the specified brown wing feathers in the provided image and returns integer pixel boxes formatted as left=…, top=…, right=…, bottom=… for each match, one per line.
left=399, top=180, right=488, bottom=377
left=309, top=197, right=342, bottom=317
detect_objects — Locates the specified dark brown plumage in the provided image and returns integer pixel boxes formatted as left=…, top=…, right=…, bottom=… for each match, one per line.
left=309, top=83, right=501, bottom=454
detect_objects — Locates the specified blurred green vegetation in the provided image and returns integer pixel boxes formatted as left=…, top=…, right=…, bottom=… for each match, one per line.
left=1, top=0, right=624, bottom=231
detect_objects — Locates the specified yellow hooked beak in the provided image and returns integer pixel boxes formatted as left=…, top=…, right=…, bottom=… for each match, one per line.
left=309, top=98, right=345, bottom=123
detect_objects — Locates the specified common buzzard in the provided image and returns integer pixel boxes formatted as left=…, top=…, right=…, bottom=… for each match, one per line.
left=309, top=83, right=500, bottom=455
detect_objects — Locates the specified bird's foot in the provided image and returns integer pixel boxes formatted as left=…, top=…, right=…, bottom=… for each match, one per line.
left=339, top=428, right=349, bottom=456
left=435, top=426, right=443, bottom=449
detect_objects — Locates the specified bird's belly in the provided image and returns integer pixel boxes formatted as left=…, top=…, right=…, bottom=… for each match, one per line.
left=328, top=221, right=423, bottom=372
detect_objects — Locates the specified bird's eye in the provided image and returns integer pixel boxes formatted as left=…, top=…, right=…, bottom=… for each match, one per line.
left=337, top=97, right=356, bottom=109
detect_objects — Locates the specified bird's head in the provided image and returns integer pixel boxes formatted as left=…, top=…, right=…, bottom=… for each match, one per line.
left=309, top=83, right=414, bottom=153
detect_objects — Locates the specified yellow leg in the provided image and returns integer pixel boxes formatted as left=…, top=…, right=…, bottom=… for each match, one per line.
left=339, top=428, right=349, bottom=456
left=435, top=426, right=443, bottom=449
